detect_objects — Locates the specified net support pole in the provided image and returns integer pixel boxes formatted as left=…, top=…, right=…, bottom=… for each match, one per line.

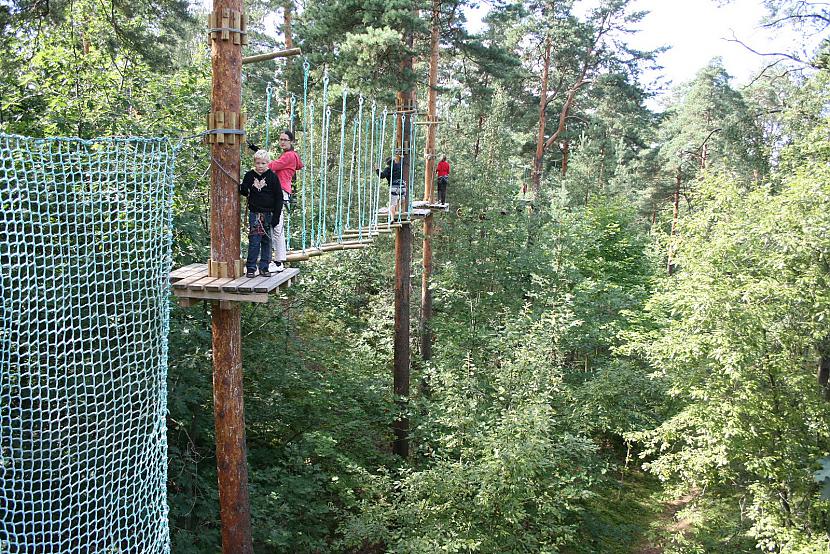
left=420, top=0, right=441, bottom=368
left=209, top=0, right=253, bottom=551
left=393, top=49, right=415, bottom=458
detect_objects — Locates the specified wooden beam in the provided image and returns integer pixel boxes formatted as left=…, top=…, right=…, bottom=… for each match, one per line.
left=241, top=47, right=302, bottom=65
left=209, top=0, right=252, bottom=550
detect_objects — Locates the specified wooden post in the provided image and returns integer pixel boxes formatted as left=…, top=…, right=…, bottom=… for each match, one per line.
left=393, top=221, right=412, bottom=458
left=420, top=214, right=433, bottom=363
left=420, top=0, right=441, bottom=367
left=393, top=18, right=415, bottom=457
left=209, top=0, right=252, bottom=551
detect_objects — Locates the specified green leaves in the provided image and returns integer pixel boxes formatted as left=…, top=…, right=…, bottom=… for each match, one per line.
left=815, top=458, right=830, bottom=501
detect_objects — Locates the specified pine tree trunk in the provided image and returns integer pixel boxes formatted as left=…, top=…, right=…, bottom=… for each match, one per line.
left=668, top=166, right=680, bottom=275
left=420, top=0, right=441, bottom=370
left=532, top=35, right=552, bottom=194
left=283, top=1, right=294, bottom=114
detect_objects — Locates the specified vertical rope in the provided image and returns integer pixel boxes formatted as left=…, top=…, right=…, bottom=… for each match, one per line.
left=300, top=60, right=310, bottom=251
left=308, top=100, right=316, bottom=247
left=335, top=87, right=348, bottom=240
left=285, top=93, right=298, bottom=251
left=289, top=94, right=297, bottom=133
left=355, top=96, right=365, bottom=235
left=373, top=108, right=388, bottom=229
left=364, top=101, right=376, bottom=239
left=360, top=111, right=371, bottom=237
left=408, top=111, right=417, bottom=215
left=317, top=71, right=330, bottom=245
left=346, top=118, right=357, bottom=231
left=319, top=105, right=331, bottom=245
left=265, top=83, right=273, bottom=151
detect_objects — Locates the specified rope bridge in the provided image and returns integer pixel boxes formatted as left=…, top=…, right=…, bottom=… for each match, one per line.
left=0, top=134, right=174, bottom=553
left=255, top=62, right=427, bottom=254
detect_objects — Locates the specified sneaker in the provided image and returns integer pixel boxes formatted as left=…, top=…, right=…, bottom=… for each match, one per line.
left=259, top=269, right=271, bottom=277
left=246, top=270, right=256, bottom=278
left=274, top=262, right=284, bottom=272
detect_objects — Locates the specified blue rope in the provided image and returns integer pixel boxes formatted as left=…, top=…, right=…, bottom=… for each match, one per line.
left=265, top=83, right=273, bottom=150
left=335, top=87, right=348, bottom=240
left=300, top=60, right=310, bottom=250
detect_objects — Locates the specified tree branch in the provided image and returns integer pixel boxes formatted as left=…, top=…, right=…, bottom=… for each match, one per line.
left=726, top=33, right=813, bottom=67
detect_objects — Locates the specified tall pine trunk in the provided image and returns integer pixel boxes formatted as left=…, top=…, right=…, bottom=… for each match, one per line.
left=532, top=35, right=552, bottom=194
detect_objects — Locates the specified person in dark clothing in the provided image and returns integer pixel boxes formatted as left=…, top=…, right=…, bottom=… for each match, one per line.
left=377, top=155, right=406, bottom=220
left=239, top=149, right=283, bottom=278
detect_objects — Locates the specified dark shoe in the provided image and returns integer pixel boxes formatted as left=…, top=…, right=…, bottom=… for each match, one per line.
left=259, top=269, right=271, bottom=277
left=246, top=270, right=256, bottom=278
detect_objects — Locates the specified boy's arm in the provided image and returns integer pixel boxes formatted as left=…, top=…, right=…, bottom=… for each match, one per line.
left=239, top=171, right=252, bottom=196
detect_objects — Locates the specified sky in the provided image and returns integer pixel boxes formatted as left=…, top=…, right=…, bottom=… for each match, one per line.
left=465, top=0, right=816, bottom=99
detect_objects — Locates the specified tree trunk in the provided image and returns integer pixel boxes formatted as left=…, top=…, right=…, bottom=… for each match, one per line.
left=283, top=1, right=294, bottom=114
left=393, top=17, right=415, bottom=457
left=532, top=35, right=552, bottom=194
left=668, top=166, right=680, bottom=276
left=209, top=0, right=252, bottom=551
left=420, top=0, right=441, bottom=373
left=560, top=139, right=570, bottom=176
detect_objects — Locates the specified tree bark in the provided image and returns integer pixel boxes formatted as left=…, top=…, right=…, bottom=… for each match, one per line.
left=420, top=0, right=441, bottom=372
left=210, top=0, right=252, bottom=551
left=532, top=35, right=552, bottom=193
left=668, top=166, right=680, bottom=276
left=393, top=15, right=415, bottom=458
left=560, top=139, right=570, bottom=176
left=284, top=1, right=294, bottom=114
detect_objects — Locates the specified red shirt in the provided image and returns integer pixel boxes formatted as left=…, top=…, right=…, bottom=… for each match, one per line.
left=437, top=160, right=450, bottom=177
left=268, top=150, right=304, bottom=194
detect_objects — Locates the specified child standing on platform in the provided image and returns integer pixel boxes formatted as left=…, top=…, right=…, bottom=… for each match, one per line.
left=240, top=150, right=282, bottom=278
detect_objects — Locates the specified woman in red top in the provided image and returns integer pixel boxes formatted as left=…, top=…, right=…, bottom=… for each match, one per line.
left=267, top=130, right=304, bottom=271
left=436, top=155, right=450, bottom=205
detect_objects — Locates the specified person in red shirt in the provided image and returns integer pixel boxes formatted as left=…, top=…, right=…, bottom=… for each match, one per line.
left=267, top=130, right=304, bottom=271
left=436, top=155, right=450, bottom=205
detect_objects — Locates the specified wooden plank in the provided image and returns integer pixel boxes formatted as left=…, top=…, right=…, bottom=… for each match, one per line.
left=215, top=274, right=258, bottom=293
left=319, top=243, right=345, bottom=252
left=173, top=288, right=269, bottom=303
left=339, top=239, right=374, bottom=247
left=252, top=268, right=299, bottom=293
left=342, top=243, right=371, bottom=250
left=185, top=273, right=227, bottom=291
left=172, top=269, right=211, bottom=289
left=169, top=263, right=206, bottom=282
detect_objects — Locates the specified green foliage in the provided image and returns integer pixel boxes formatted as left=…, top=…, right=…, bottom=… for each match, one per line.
left=5, top=0, right=829, bottom=550
left=629, top=117, right=830, bottom=551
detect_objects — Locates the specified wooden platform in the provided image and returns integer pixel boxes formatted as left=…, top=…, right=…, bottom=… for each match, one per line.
left=412, top=201, right=450, bottom=212
left=377, top=207, right=432, bottom=219
left=169, top=263, right=299, bottom=304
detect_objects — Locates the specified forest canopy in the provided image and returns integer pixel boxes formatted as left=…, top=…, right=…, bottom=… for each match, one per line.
left=1, top=0, right=829, bottom=552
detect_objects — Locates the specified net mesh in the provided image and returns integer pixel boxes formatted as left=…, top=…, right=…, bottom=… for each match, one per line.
left=0, top=134, right=174, bottom=553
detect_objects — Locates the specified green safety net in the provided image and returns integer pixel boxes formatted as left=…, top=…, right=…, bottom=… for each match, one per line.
left=0, top=134, right=174, bottom=553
